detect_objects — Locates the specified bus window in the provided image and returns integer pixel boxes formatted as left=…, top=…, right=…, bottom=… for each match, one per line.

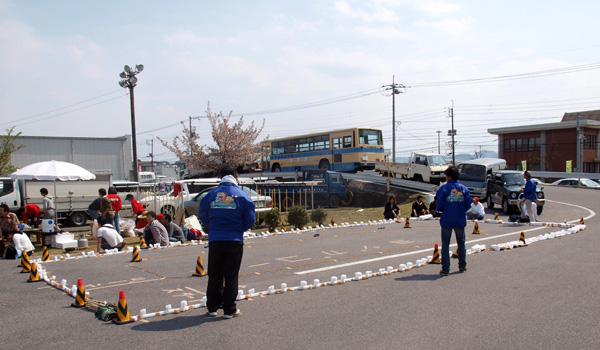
left=359, top=129, right=383, bottom=145
left=343, top=136, right=352, bottom=148
left=333, top=138, right=342, bottom=149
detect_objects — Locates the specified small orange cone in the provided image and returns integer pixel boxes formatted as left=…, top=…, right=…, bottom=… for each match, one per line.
left=20, top=252, right=31, bottom=273
left=130, top=246, right=142, bottom=262
left=494, top=213, right=499, bottom=220
left=472, top=222, right=480, bottom=234
left=331, top=217, right=335, bottom=225
left=404, top=218, right=411, bottom=228
left=192, top=256, right=206, bottom=277
left=451, top=249, right=459, bottom=259
left=71, top=278, right=87, bottom=307
left=42, top=246, right=50, bottom=262
left=139, top=236, right=148, bottom=249
left=27, top=262, right=41, bottom=282
left=114, top=290, right=134, bottom=324
left=429, top=244, right=440, bottom=264
left=580, top=217, right=584, bottom=225
left=281, top=222, right=286, bottom=232
left=519, top=232, right=527, bottom=246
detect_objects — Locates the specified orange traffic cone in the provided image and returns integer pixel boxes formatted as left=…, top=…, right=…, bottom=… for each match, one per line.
left=42, top=246, right=50, bottom=262
left=451, top=249, right=459, bottom=259
left=331, top=217, right=335, bottom=225
left=27, top=262, right=41, bottom=282
left=519, top=232, right=527, bottom=246
left=114, top=290, right=134, bottom=324
left=192, top=256, right=206, bottom=277
left=130, top=246, right=142, bottom=262
left=429, top=244, right=440, bottom=264
left=494, top=213, right=499, bottom=220
left=472, top=222, right=480, bottom=234
left=281, top=222, right=286, bottom=232
left=71, top=278, right=87, bottom=307
left=20, top=252, right=31, bottom=273
left=580, top=217, right=584, bottom=225
left=139, top=236, right=148, bottom=249
left=404, top=218, right=411, bottom=228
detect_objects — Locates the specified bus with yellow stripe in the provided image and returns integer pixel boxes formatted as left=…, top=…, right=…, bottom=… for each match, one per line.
left=261, top=127, right=385, bottom=173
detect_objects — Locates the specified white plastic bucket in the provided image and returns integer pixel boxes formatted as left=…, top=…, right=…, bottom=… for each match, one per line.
left=41, top=219, right=55, bottom=233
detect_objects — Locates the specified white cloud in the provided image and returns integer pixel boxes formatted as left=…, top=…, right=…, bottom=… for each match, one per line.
left=334, top=0, right=400, bottom=23
left=163, top=31, right=218, bottom=46
left=354, top=25, right=411, bottom=38
left=415, top=17, right=470, bottom=37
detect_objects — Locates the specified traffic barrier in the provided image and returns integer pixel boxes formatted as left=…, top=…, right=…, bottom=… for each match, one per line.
left=27, top=262, right=41, bottom=282
left=192, top=257, right=206, bottom=277
left=71, top=278, right=86, bottom=308
left=20, top=252, right=31, bottom=273
left=130, top=246, right=142, bottom=262
left=404, top=218, right=411, bottom=228
left=429, top=244, right=441, bottom=264
left=472, top=222, right=480, bottom=234
left=114, top=290, right=134, bottom=324
left=519, top=232, right=527, bottom=246
left=42, top=246, right=50, bottom=262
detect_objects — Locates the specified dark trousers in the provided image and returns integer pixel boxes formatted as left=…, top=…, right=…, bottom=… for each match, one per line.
left=206, top=241, right=243, bottom=314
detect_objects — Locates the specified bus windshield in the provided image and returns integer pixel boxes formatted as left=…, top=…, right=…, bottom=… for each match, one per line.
left=428, top=155, right=446, bottom=166
left=359, top=129, right=383, bottom=145
left=457, top=164, right=486, bottom=181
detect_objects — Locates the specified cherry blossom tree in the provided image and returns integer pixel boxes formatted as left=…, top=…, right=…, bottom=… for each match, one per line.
left=0, top=127, right=24, bottom=176
left=159, top=104, right=265, bottom=175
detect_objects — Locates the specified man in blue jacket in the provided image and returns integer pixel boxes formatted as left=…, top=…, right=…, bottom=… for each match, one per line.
left=199, top=165, right=256, bottom=319
left=436, top=166, right=472, bottom=276
left=518, top=170, right=537, bottom=222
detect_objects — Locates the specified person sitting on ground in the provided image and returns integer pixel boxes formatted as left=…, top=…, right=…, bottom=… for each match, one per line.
left=411, top=196, right=429, bottom=217
left=383, top=195, right=400, bottom=220
left=145, top=211, right=169, bottom=246
left=9, top=231, right=35, bottom=258
left=17, top=204, right=40, bottom=228
left=466, top=196, right=485, bottom=220
left=158, top=213, right=185, bottom=243
left=96, top=216, right=126, bottom=252
left=429, top=196, right=442, bottom=218
left=0, top=204, right=21, bottom=257
left=135, top=211, right=149, bottom=230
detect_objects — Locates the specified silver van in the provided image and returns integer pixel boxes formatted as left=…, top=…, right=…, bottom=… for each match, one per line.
left=456, top=158, right=507, bottom=200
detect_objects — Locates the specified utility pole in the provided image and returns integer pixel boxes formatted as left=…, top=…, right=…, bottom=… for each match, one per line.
left=436, top=130, right=441, bottom=154
left=147, top=137, right=155, bottom=174
left=447, top=102, right=456, bottom=165
left=576, top=112, right=581, bottom=172
left=381, top=76, right=405, bottom=161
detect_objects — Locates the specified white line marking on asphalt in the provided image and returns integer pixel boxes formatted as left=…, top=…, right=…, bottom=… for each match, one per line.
left=390, top=240, right=412, bottom=245
left=248, top=263, right=270, bottom=268
left=276, top=256, right=312, bottom=263
left=185, top=286, right=205, bottom=295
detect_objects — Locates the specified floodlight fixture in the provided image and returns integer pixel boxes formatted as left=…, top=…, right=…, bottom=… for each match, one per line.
left=118, top=63, right=144, bottom=182
left=136, top=64, right=144, bottom=72
left=119, top=72, right=127, bottom=78
left=124, top=65, right=131, bottom=73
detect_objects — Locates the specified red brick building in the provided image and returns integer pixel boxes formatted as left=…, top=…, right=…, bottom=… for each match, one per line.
left=488, top=110, right=600, bottom=173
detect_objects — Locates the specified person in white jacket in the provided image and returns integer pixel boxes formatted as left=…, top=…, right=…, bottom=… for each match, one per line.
left=9, top=231, right=35, bottom=259
left=466, top=197, right=485, bottom=220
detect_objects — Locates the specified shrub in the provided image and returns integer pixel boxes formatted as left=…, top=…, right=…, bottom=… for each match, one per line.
left=310, top=207, right=327, bottom=226
left=286, top=206, right=309, bottom=229
left=264, top=207, right=281, bottom=231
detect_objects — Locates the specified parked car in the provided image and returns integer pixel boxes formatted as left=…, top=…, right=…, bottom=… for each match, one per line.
left=184, top=186, right=273, bottom=224
left=551, top=178, right=600, bottom=188
left=486, top=170, right=545, bottom=215
left=532, top=178, right=545, bottom=186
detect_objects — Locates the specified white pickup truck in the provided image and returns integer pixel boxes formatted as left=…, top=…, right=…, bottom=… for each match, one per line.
left=375, top=152, right=449, bottom=183
left=0, top=175, right=111, bottom=227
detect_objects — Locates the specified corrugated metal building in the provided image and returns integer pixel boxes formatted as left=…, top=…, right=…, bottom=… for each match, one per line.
left=10, top=135, right=133, bottom=180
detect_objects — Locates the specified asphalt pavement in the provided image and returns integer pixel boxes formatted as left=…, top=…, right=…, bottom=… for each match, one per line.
left=1, top=185, right=598, bottom=349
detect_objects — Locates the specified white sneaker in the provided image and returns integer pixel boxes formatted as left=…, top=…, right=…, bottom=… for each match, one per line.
left=222, top=309, right=241, bottom=319
left=207, top=311, right=218, bottom=317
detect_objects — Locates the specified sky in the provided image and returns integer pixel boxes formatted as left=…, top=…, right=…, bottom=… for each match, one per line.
left=2, top=0, right=600, bottom=163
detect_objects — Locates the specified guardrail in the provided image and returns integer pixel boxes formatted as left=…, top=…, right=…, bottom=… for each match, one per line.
left=530, top=171, right=600, bottom=180
left=344, top=173, right=438, bottom=194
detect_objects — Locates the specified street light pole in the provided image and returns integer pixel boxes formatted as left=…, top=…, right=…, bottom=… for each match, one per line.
left=436, top=130, right=441, bottom=154
left=381, top=76, right=405, bottom=161
left=119, top=64, right=144, bottom=182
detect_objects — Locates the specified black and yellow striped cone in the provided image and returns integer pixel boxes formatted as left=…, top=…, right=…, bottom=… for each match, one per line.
left=580, top=217, right=584, bottom=225
left=519, top=232, right=527, bottom=246
left=20, top=252, right=31, bottom=273
left=451, top=249, right=459, bottom=259
left=404, top=218, right=411, bottom=228
left=71, top=278, right=87, bottom=307
left=114, top=290, right=134, bottom=324
left=429, top=244, right=441, bottom=264
left=331, top=217, right=335, bottom=225
left=27, top=262, right=41, bottom=282
left=494, top=213, right=499, bottom=220
left=139, top=236, right=148, bottom=249
left=281, top=222, right=286, bottom=232
left=42, top=246, right=50, bottom=262
left=192, top=256, right=206, bottom=277
left=472, top=222, right=480, bottom=234
left=130, top=246, right=142, bottom=262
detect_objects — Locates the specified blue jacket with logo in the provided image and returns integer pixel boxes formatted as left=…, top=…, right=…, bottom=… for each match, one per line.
left=198, top=180, right=256, bottom=243
left=523, top=178, right=537, bottom=201
left=436, top=180, right=472, bottom=228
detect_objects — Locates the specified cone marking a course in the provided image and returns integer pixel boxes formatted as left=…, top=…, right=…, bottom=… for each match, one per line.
left=331, top=217, right=335, bottom=225
left=429, top=244, right=441, bottom=264
left=27, top=262, right=41, bottom=282
left=404, top=218, right=411, bottom=228
left=71, top=278, right=86, bottom=307
left=139, top=236, right=148, bottom=249
left=494, top=213, right=499, bottom=220
left=42, top=246, right=50, bottom=262
left=451, top=249, right=459, bottom=258
left=20, top=252, right=31, bottom=273
left=472, top=222, right=480, bottom=234
left=114, top=290, right=134, bottom=324
left=192, top=256, right=206, bottom=277
left=580, top=217, right=584, bottom=225
left=130, top=246, right=142, bottom=262
left=281, top=222, right=286, bottom=232
left=519, top=232, right=528, bottom=246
